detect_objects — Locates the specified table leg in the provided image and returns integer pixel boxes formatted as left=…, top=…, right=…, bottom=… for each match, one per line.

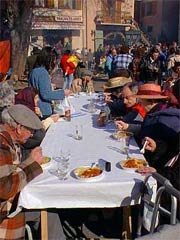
left=41, top=210, right=48, bottom=240
left=122, top=206, right=132, bottom=239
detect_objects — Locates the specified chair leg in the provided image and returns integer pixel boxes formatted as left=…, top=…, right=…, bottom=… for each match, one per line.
left=25, top=224, right=33, bottom=240
left=122, top=206, right=132, bottom=239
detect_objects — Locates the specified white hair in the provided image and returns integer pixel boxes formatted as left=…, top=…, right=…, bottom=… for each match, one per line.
left=1, top=108, right=17, bottom=128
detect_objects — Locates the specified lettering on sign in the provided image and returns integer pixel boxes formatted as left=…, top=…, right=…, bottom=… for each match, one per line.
left=55, top=16, right=82, bottom=22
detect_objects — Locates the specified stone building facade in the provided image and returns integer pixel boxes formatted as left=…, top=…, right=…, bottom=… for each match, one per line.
left=31, top=0, right=135, bottom=52
left=135, top=0, right=180, bottom=44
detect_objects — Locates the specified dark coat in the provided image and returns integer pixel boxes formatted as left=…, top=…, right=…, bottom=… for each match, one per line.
left=142, top=107, right=180, bottom=168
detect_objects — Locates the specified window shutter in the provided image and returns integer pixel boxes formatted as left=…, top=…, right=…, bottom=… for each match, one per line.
left=152, top=1, right=157, bottom=15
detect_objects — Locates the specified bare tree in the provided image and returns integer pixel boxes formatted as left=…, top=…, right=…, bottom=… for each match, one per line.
left=1, top=0, right=34, bottom=80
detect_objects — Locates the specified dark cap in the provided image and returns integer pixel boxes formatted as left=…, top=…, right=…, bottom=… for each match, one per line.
left=8, top=104, right=42, bottom=130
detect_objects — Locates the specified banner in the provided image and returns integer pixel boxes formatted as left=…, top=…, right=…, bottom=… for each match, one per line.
left=0, top=40, right=10, bottom=74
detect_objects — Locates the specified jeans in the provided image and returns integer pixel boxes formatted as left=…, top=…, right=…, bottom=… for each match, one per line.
left=63, top=74, right=74, bottom=89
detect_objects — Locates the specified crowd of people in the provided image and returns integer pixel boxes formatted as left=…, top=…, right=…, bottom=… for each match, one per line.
left=0, top=40, right=180, bottom=239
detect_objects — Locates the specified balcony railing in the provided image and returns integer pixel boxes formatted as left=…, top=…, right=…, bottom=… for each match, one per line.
left=95, top=14, right=132, bottom=25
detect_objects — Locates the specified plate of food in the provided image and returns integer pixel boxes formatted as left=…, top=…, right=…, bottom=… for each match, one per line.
left=111, top=131, right=133, bottom=140
left=119, top=158, right=148, bottom=172
left=41, top=156, right=51, bottom=168
left=73, top=166, right=104, bottom=182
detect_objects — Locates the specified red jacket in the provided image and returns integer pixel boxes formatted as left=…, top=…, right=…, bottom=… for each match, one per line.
left=60, top=54, right=70, bottom=74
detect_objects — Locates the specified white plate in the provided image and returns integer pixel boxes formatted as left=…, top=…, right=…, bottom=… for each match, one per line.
left=119, top=159, right=147, bottom=172
left=111, top=131, right=133, bottom=140
left=41, top=157, right=52, bottom=169
left=73, top=166, right=104, bottom=182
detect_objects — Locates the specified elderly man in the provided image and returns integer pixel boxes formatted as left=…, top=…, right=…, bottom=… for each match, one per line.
left=0, top=104, right=66, bottom=240
left=0, top=104, right=44, bottom=239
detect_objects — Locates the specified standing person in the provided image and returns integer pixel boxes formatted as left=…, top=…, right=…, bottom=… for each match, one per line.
left=112, top=45, right=133, bottom=78
left=105, top=48, right=117, bottom=78
left=0, top=104, right=43, bottom=239
left=29, top=54, right=70, bottom=119
left=25, top=47, right=41, bottom=77
left=63, top=49, right=82, bottom=89
left=87, top=48, right=94, bottom=70
left=60, top=50, right=71, bottom=89
left=139, top=48, right=161, bottom=84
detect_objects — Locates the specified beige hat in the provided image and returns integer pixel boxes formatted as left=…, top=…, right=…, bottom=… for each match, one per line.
left=75, top=49, right=82, bottom=59
left=8, top=104, right=42, bottom=130
left=134, top=83, right=168, bottom=99
left=103, top=76, right=132, bottom=89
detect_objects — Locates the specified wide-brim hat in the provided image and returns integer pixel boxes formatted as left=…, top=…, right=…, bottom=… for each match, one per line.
left=8, top=104, right=42, bottom=130
left=134, top=83, right=168, bottom=99
left=103, top=76, right=132, bottom=89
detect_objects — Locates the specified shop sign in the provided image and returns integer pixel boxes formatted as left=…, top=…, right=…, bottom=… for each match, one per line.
left=32, top=21, right=85, bottom=30
left=55, top=16, right=82, bottom=22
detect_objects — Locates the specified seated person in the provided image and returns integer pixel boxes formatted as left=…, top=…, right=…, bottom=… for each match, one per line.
left=15, top=86, right=59, bottom=130
left=15, top=87, right=60, bottom=160
left=119, top=82, right=146, bottom=124
left=0, top=104, right=43, bottom=239
left=116, top=83, right=179, bottom=169
left=0, top=80, right=15, bottom=122
left=71, top=77, right=83, bottom=94
left=97, top=76, right=132, bottom=126
left=0, top=105, right=66, bottom=240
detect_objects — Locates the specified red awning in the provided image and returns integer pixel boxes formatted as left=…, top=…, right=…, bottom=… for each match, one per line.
left=0, top=40, right=10, bottom=74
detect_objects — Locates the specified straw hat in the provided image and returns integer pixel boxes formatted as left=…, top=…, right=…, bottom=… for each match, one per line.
left=103, top=76, right=132, bottom=89
left=135, top=83, right=168, bottom=99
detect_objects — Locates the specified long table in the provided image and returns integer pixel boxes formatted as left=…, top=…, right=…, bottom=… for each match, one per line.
left=17, top=94, right=157, bottom=239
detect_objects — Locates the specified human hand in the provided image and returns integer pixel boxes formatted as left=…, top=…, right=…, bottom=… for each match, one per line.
left=136, top=166, right=156, bottom=176
left=104, top=92, right=113, bottom=103
left=143, top=136, right=157, bottom=152
left=50, top=114, right=59, bottom=122
left=34, top=106, right=42, bottom=117
left=115, top=120, right=129, bottom=131
left=30, top=147, right=43, bottom=165
left=64, top=89, right=71, bottom=97
left=64, top=72, right=68, bottom=76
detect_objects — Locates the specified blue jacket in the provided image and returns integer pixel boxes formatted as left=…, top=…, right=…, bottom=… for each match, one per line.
left=29, top=67, right=65, bottom=117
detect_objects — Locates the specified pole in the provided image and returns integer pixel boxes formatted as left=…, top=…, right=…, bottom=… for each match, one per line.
left=85, top=0, right=88, bottom=49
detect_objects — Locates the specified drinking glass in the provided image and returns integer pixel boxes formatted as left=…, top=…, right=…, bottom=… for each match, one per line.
left=53, top=150, right=71, bottom=180
left=87, top=100, right=96, bottom=113
left=74, top=125, right=83, bottom=140
left=120, top=137, right=130, bottom=158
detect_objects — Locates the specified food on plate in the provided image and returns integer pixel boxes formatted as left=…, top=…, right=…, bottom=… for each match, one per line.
left=122, top=158, right=147, bottom=169
left=41, top=156, right=51, bottom=165
left=75, top=167, right=102, bottom=178
left=113, top=131, right=133, bottom=139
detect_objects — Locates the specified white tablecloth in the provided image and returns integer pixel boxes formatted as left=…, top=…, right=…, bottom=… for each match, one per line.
left=17, top=94, right=156, bottom=212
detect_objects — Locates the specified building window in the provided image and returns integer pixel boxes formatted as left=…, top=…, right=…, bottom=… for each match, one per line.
left=58, top=0, right=82, bottom=9
left=145, top=2, right=153, bottom=16
left=147, top=26, right=153, bottom=33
